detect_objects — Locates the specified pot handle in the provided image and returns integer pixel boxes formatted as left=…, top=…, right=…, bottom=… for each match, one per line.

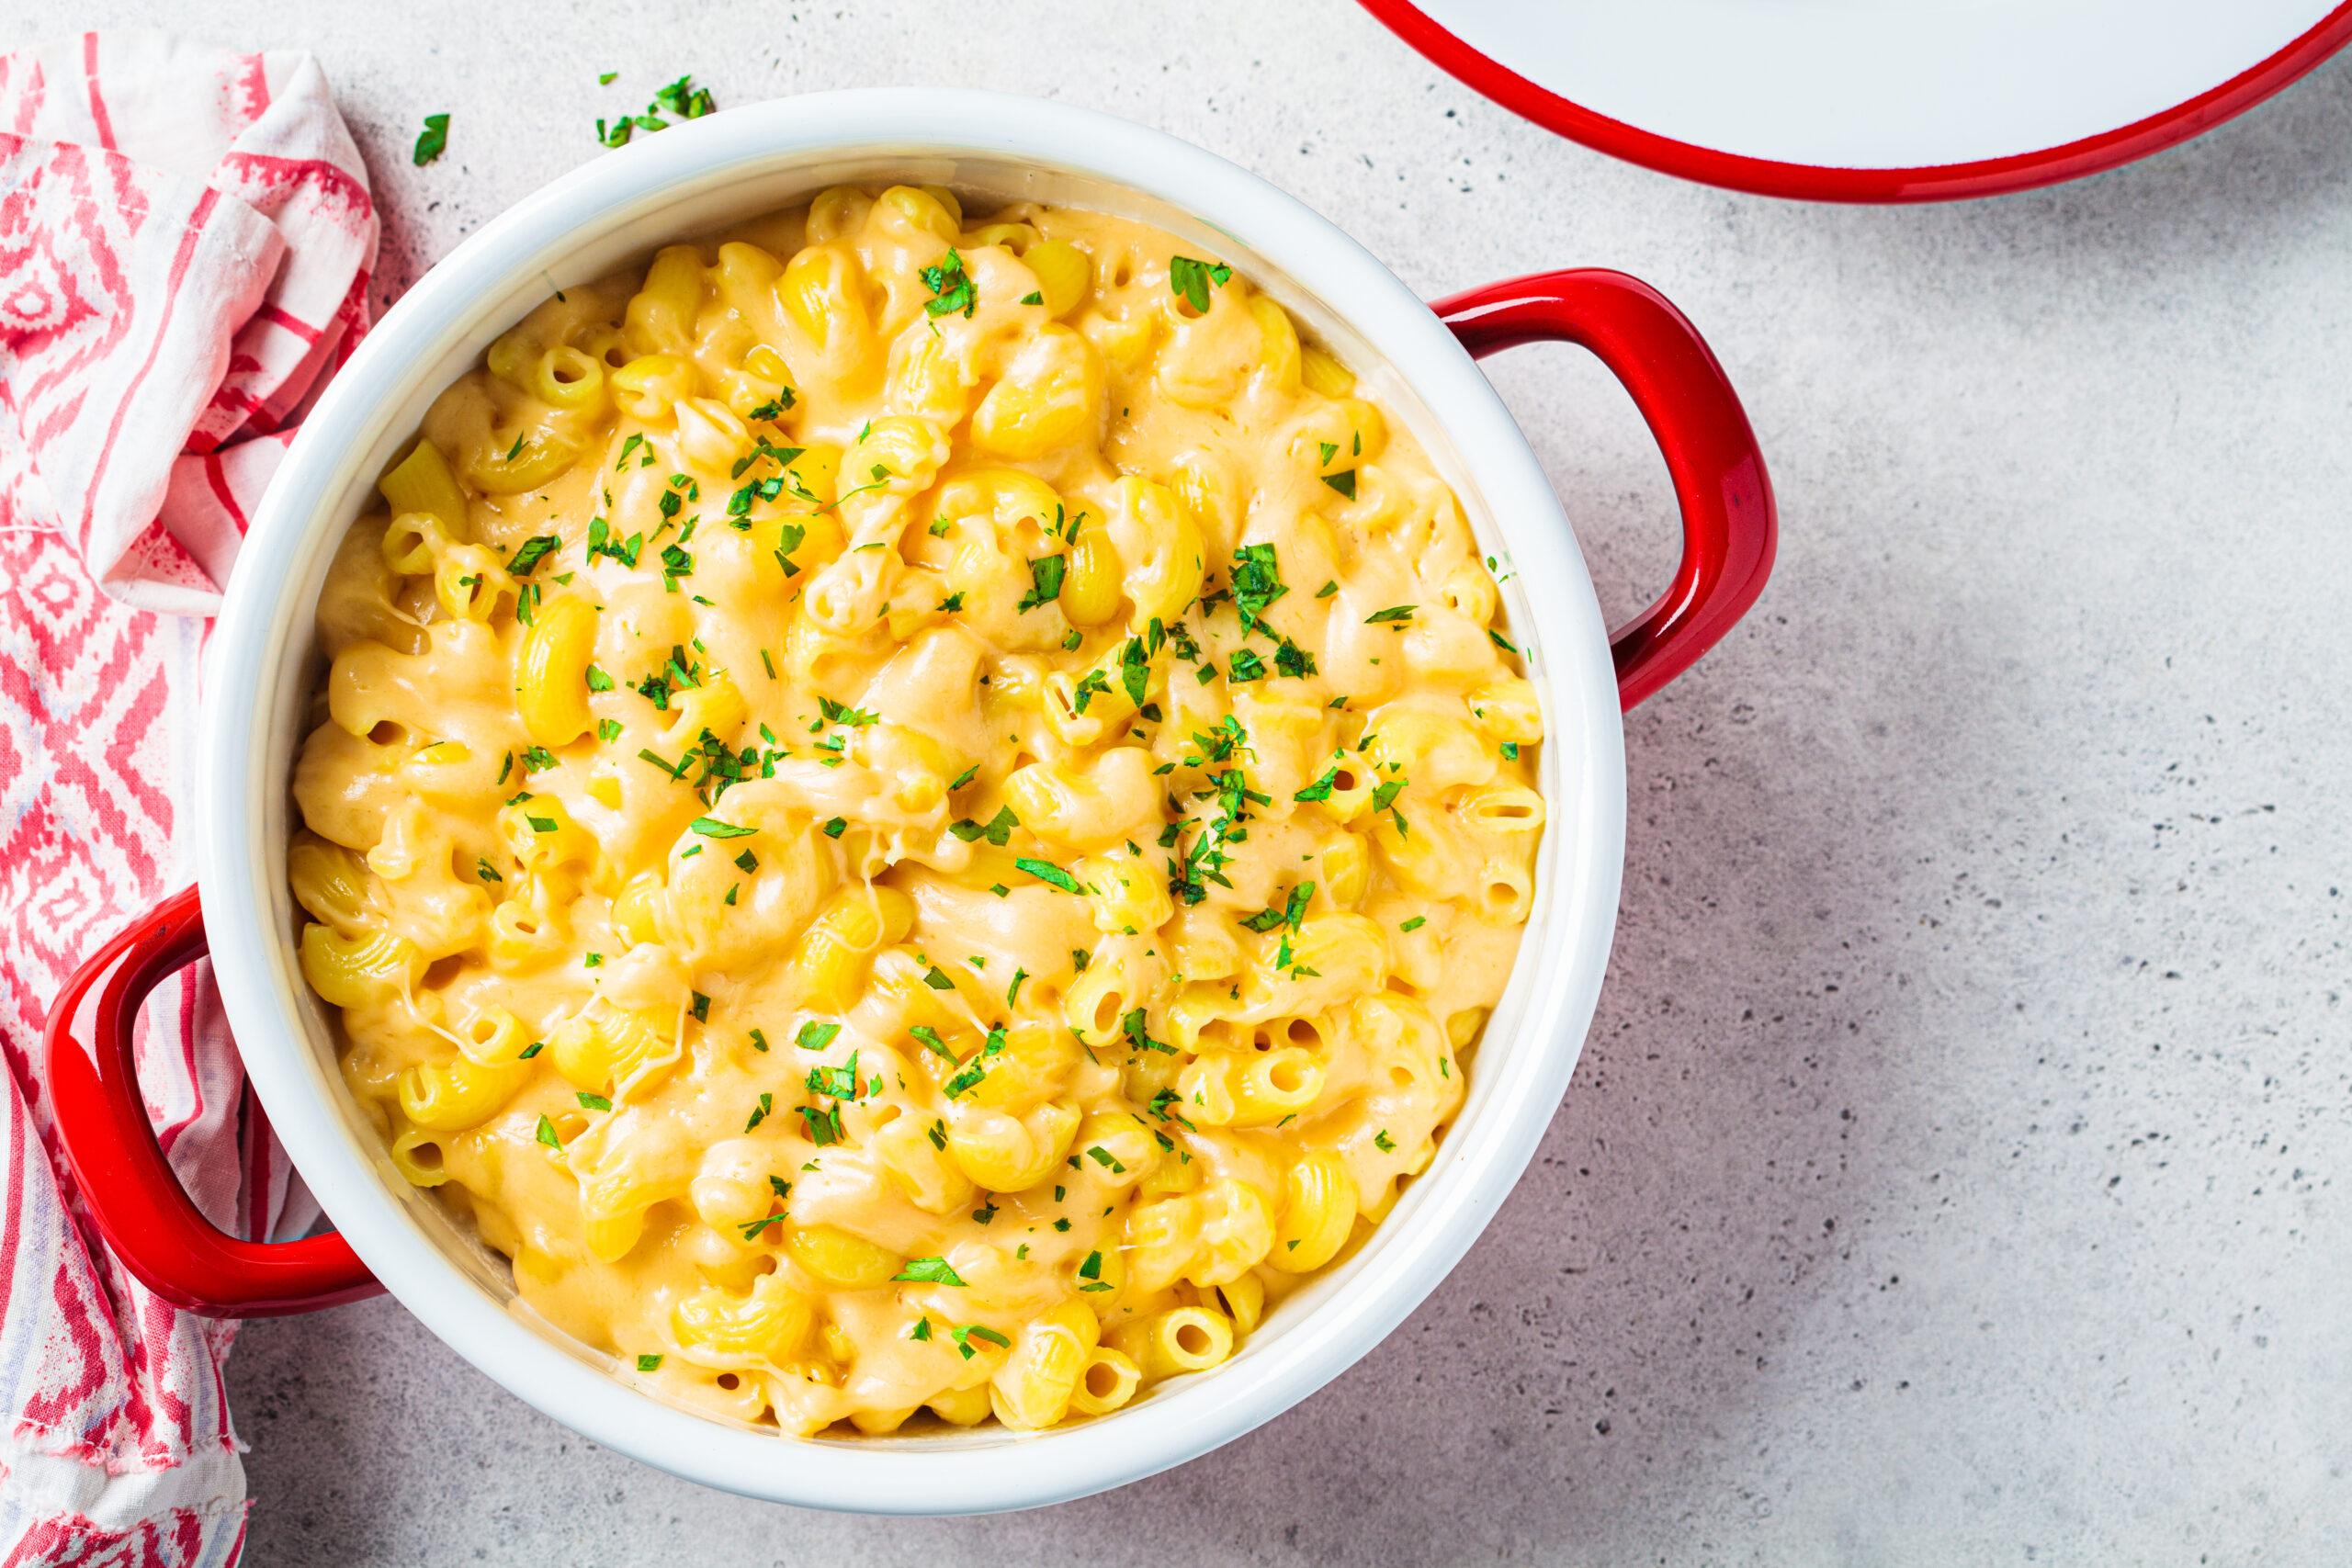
left=1433, top=268, right=1777, bottom=709
left=43, top=885, right=380, bottom=1317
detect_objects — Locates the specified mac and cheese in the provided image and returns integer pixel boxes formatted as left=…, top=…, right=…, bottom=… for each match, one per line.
left=292, top=184, right=1544, bottom=1437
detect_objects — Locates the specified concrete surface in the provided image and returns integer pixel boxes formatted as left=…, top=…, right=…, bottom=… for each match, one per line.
left=22, top=2, right=2352, bottom=1562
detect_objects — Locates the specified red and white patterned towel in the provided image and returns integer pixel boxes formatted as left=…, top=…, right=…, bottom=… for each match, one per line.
left=0, top=31, right=375, bottom=1566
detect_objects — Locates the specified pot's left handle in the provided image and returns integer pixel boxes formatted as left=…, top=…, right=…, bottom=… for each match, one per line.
left=44, top=886, right=380, bottom=1317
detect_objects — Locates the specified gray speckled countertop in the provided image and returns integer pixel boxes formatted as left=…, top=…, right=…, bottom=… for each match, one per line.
left=29, top=1, right=2352, bottom=1561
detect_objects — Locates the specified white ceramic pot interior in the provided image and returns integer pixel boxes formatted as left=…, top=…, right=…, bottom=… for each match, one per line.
left=201, top=92, right=1627, bottom=1514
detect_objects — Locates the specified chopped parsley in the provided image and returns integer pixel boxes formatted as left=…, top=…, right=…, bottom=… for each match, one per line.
left=636, top=1352, right=662, bottom=1371
left=951, top=1324, right=1010, bottom=1359
left=1400, top=915, right=1428, bottom=932
left=1374, top=1129, right=1396, bottom=1153
left=585, top=517, right=644, bottom=569
left=806, top=1050, right=865, bottom=1102
left=1168, top=254, right=1233, bottom=313
left=948, top=806, right=1019, bottom=847
left=818, top=695, right=878, bottom=728
left=1240, top=882, right=1314, bottom=933
left=1015, top=857, right=1083, bottom=895
left=744, top=1092, right=773, bottom=1132
left=1016, top=554, right=1068, bottom=614
left=689, top=816, right=756, bottom=839
left=895, top=1256, right=968, bottom=1287
left=1322, top=470, right=1359, bottom=501
left=1364, top=604, right=1416, bottom=625
left=505, top=535, right=560, bottom=575
left=795, top=1021, right=841, bottom=1052
left=412, top=113, right=450, bottom=166
left=921, top=247, right=977, bottom=319
left=797, top=1103, right=844, bottom=1145
left=1228, top=543, right=1288, bottom=632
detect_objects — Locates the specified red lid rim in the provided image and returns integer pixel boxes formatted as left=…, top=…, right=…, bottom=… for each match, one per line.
left=1358, top=0, right=2352, bottom=204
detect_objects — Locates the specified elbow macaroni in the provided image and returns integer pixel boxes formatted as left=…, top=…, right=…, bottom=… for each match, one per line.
left=289, top=187, right=1544, bottom=1438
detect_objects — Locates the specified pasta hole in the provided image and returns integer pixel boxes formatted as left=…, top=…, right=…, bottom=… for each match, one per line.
left=1083, top=1360, right=1123, bottom=1399
left=1388, top=1066, right=1416, bottom=1089
left=1088, top=989, right=1124, bottom=1039
left=1266, top=1057, right=1309, bottom=1095
left=368, top=720, right=408, bottom=748
left=1283, top=1018, right=1323, bottom=1050
left=406, top=1140, right=444, bottom=1173
left=1173, top=1322, right=1212, bottom=1357
left=1331, top=769, right=1358, bottom=792
left=1112, top=260, right=1134, bottom=288
left=716, top=1372, right=741, bottom=1391
left=421, top=956, right=465, bottom=990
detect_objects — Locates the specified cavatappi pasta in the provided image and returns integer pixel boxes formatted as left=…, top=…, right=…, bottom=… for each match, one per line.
left=291, top=183, right=1544, bottom=1437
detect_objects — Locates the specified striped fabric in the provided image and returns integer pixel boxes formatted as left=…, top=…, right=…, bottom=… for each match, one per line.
left=0, top=31, right=376, bottom=1566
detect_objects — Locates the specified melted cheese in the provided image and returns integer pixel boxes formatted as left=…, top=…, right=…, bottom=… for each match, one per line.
left=289, top=184, right=1547, bottom=1437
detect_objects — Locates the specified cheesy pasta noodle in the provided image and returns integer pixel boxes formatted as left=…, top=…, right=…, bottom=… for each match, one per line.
left=291, top=183, right=1544, bottom=1437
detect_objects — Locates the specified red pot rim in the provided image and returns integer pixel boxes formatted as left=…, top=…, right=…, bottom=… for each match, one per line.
left=1358, top=0, right=2352, bottom=203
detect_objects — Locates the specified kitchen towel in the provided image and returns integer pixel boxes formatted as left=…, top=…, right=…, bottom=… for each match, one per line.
left=0, top=30, right=375, bottom=1566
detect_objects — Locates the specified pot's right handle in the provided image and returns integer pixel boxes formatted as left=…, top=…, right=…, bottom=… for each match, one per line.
left=1433, top=269, right=1776, bottom=709
left=43, top=885, right=380, bottom=1317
